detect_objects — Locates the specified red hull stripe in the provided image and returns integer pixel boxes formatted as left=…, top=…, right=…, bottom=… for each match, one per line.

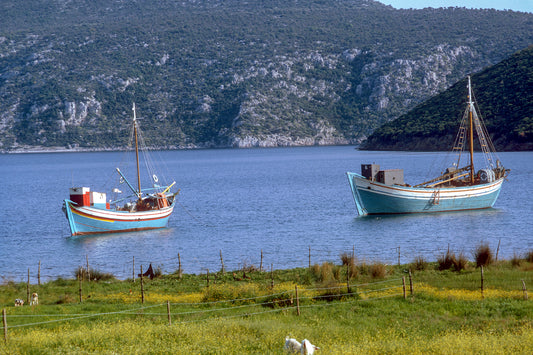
left=73, top=226, right=165, bottom=236
left=71, top=206, right=172, bottom=222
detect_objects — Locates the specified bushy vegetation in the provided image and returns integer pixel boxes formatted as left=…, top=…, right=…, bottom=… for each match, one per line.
left=362, top=45, right=533, bottom=151
left=475, top=243, right=494, bottom=267
left=0, top=1, right=532, bottom=151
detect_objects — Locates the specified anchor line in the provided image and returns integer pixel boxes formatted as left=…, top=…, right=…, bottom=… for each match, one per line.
left=178, top=201, right=216, bottom=227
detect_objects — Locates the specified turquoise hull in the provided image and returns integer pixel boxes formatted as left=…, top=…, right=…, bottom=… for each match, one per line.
left=63, top=200, right=174, bottom=236
left=346, top=172, right=504, bottom=216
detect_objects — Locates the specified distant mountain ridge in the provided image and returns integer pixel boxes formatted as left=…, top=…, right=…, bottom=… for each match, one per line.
left=361, top=45, right=533, bottom=151
left=0, top=0, right=532, bottom=152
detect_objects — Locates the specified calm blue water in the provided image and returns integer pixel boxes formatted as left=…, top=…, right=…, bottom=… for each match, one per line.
left=1, top=146, right=532, bottom=282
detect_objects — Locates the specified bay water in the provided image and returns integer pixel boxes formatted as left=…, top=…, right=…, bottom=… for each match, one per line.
left=0, top=146, right=531, bottom=282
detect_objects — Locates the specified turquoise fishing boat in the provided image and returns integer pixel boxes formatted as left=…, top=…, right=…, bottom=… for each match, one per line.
left=347, top=76, right=509, bottom=216
left=63, top=104, right=179, bottom=236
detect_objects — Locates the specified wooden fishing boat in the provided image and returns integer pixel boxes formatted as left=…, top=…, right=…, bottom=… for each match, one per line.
left=347, top=76, right=509, bottom=216
left=63, top=103, right=179, bottom=235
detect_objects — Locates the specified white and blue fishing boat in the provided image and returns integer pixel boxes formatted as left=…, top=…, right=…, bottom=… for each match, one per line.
left=63, top=103, right=179, bottom=236
left=347, top=76, right=509, bottom=216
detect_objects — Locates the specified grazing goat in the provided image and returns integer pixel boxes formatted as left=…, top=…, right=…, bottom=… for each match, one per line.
left=14, top=299, right=24, bottom=307
left=301, top=339, right=319, bottom=354
left=284, top=337, right=301, bottom=353
left=30, top=292, right=39, bottom=305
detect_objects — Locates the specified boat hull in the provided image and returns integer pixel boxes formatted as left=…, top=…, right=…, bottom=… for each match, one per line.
left=346, top=172, right=504, bottom=216
left=63, top=200, right=174, bottom=236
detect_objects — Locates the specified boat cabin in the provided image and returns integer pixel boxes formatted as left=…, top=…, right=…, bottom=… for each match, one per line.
left=69, top=187, right=109, bottom=209
left=361, top=164, right=404, bottom=185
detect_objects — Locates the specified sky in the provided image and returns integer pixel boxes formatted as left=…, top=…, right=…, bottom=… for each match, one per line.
left=378, top=0, right=533, bottom=13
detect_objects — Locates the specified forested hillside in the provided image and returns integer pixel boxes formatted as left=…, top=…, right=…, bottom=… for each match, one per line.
left=361, top=45, right=533, bottom=151
left=0, top=0, right=532, bottom=151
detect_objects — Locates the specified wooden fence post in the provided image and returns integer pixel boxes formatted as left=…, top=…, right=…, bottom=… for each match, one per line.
left=27, top=268, right=30, bottom=304
left=480, top=266, right=484, bottom=299
left=522, top=280, right=528, bottom=300
left=496, top=239, right=501, bottom=262
left=295, top=286, right=300, bottom=316
left=167, top=300, right=172, bottom=326
left=270, top=264, right=274, bottom=289
left=140, top=265, right=145, bottom=304
left=206, top=269, right=210, bottom=289
left=402, top=276, right=406, bottom=299
left=346, top=265, right=351, bottom=294
left=219, top=250, right=225, bottom=273
left=178, top=253, right=182, bottom=279
left=132, top=256, right=135, bottom=283
left=86, top=255, right=90, bottom=282
left=260, top=249, right=263, bottom=272
left=398, top=246, right=401, bottom=266
left=308, top=246, right=311, bottom=269
left=3, top=308, right=7, bottom=343
left=38, top=261, right=41, bottom=286
left=408, top=269, right=413, bottom=296
left=78, top=273, right=82, bottom=303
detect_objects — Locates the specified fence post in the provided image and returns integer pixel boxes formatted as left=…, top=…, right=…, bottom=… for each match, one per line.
left=522, top=280, right=528, bottom=300
left=78, top=273, right=82, bottom=303
left=260, top=249, right=263, bottom=272
left=38, top=261, right=41, bottom=286
left=480, top=266, right=484, bottom=299
left=346, top=265, right=351, bottom=294
left=398, top=246, right=401, bottom=266
left=295, top=286, right=300, bottom=316
left=133, top=256, right=135, bottom=283
left=140, top=265, right=145, bottom=304
left=219, top=250, right=225, bottom=273
left=86, top=255, right=90, bottom=282
left=408, top=269, right=413, bottom=296
left=3, top=308, right=7, bottom=343
left=206, top=269, right=210, bottom=289
left=167, top=300, right=172, bottom=326
left=308, top=246, right=311, bottom=269
left=270, top=264, right=274, bottom=289
left=27, top=268, right=30, bottom=304
left=402, top=276, right=406, bottom=299
left=496, top=239, right=501, bottom=262
left=178, top=253, right=182, bottom=279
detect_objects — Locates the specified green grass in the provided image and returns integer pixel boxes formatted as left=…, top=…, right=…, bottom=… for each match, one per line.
left=1, top=260, right=533, bottom=354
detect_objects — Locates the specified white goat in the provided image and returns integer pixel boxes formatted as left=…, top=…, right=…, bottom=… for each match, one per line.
left=30, top=292, right=39, bottom=305
left=301, top=339, right=319, bottom=354
left=284, top=336, right=301, bottom=353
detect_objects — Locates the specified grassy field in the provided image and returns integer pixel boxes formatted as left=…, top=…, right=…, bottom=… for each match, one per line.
left=1, top=255, right=533, bottom=354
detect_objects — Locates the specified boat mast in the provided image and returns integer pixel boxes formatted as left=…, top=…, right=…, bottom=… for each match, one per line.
left=133, top=103, right=142, bottom=202
left=467, top=76, right=475, bottom=184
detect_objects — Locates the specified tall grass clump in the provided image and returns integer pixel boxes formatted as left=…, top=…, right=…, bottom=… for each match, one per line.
left=511, top=253, right=522, bottom=267
left=369, top=262, right=387, bottom=279
left=310, top=262, right=340, bottom=282
left=474, top=243, right=494, bottom=267
left=411, top=255, right=428, bottom=271
left=437, top=251, right=468, bottom=272
left=453, top=252, right=468, bottom=272
left=437, top=251, right=456, bottom=271
left=74, top=267, right=115, bottom=281
left=340, top=252, right=358, bottom=278
left=526, top=250, right=533, bottom=263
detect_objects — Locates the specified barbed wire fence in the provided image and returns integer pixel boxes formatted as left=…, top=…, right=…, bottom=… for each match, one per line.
left=3, top=244, right=445, bottom=285
left=1, top=277, right=406, bottom=342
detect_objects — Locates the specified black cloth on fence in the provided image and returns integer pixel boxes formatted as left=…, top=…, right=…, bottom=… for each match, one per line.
left=138, top=263, right=155, bottom=280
